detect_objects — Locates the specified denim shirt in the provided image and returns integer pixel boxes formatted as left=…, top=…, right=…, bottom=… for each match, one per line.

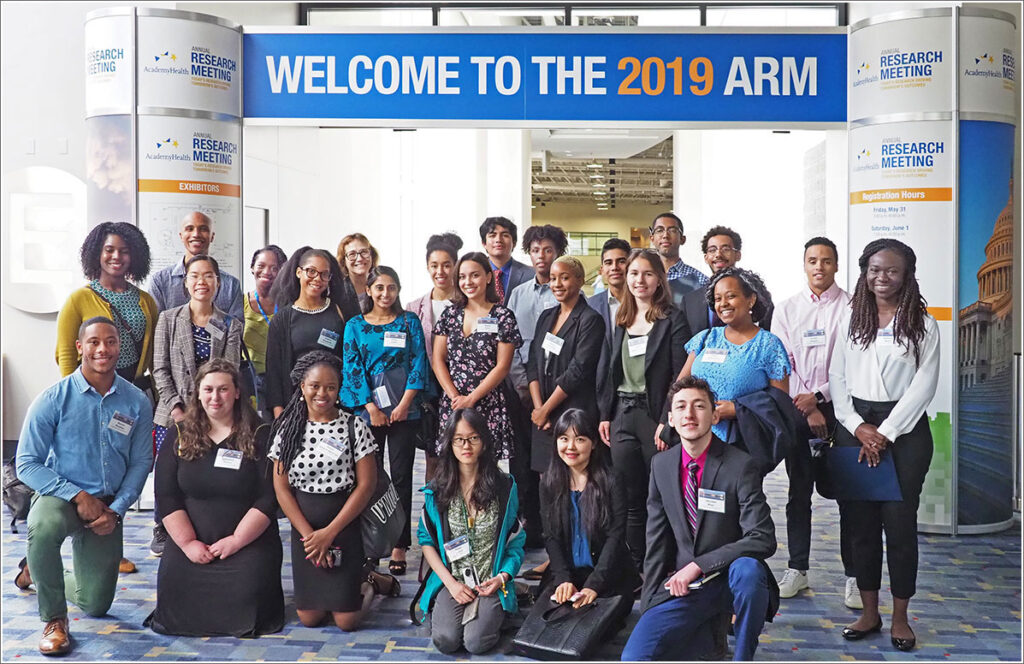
left=148, top=257, right=244, bottom=320
left=16, top=369, right=154, bottom=516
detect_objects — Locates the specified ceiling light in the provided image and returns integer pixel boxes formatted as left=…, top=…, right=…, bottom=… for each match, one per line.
left=587, top=163, right=602, bottom=169
left=593, top=191, right=607, bottom=196
left=592, top=183, right=606, bottom=187
left=589, top=174, right=604, bottom=179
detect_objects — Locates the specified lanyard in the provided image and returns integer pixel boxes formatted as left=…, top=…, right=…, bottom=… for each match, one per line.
left=253, top=291, right=277, bottom=325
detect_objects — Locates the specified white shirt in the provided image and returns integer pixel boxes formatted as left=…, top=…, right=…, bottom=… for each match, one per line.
left=829, top=311, right=940, bottom=443
left=773, top=282, right=851, bottom=401
left=431, top=298, right=452, bottom=326
left=268, top=414, right=376, bottom=493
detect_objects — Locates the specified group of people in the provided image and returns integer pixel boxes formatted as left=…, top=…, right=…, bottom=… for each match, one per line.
left=13, top=209, right=939, bottom=661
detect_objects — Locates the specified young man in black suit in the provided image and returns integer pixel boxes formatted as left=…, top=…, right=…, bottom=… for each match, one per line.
left=622, top=376, right=778, bottom=662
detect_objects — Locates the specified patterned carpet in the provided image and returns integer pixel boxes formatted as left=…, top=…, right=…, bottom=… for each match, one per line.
left=3, top=458, right=1021, bottom=662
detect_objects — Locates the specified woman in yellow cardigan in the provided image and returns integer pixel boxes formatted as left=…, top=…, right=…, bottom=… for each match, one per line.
left=56, top=222, right=158, bottom=383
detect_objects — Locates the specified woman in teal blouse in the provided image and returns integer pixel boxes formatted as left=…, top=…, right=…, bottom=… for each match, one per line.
left=341, top=266, right=428, bottom=575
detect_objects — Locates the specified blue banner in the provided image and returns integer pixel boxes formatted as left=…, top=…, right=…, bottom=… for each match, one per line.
left=243, top=32, right=846, bottom=123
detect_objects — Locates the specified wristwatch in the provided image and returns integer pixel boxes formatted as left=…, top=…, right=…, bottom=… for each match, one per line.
left=113, top=512, right=123, bottom=525
left=814, top=391, right=826, bottom=405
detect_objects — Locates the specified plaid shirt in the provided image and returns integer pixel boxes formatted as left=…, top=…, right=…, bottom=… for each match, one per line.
left=667, top=259, right=709, bottom=286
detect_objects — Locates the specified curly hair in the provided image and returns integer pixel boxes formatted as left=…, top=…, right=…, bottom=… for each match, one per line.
left=269, top=350, right=344, bottom=473
left=425, top=232, right=463, bottom=264
left=336, top=233, right=379, bottom=278
left=80, top=222, right=152, bottom=282
left=706, top=267, right=772, bottom=326
left=521, top=224, right=568, bottom=256
left=451, top=252, right=500, bottom=307
left=848, top=239, right=929, bottom=365
left=270, top=246, right=348, bottom=307
left=177, top=358, right=263, bottom=461
left=615, top=249, right=673, bottom=327
left=700, top=225, right=743, bottom=254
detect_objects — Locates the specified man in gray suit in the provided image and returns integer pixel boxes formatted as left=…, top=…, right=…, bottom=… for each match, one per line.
left=480, top=216, right=534, bottom=306
left=587, top=238, right=630, bottom=398
left=622, top=376, right=778, bottom=661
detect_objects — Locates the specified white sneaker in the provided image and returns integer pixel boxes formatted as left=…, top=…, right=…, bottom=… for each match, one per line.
left=844, top=576, right=863, bottom=609
left=777, top=569, right=809, bottom=598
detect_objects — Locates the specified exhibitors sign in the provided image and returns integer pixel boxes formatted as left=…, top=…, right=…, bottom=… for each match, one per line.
left=85, top=13, right=134, bottom=116
left=242, top=31, right=846, bottom=123
left=138, top=14, right=242, bottom=117
left=848, top=15, right=953, bottom=121
left=959, top=15, right=1017, bottom=119
left=137, top=115, right=241, bottom=277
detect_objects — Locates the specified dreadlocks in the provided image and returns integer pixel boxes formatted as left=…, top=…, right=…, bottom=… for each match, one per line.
left=269, top=350, right=344, bottom=473
left=848, top=239, right=929, bottom=365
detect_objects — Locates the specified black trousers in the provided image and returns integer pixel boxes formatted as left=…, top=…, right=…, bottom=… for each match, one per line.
left=371, top=418, right=420, bottom=550
left=838, top=398, right=933, bottom=599
left=506, top=382, right=543, bottom=546
left=784, top=401, right=855, bottom=576
left=610, top=398, right=659, bottom=570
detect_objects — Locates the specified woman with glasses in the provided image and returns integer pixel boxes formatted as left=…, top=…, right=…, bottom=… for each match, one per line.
left=336, top=233, right=379, bottom=311
left=243, top=245, right=288, bottom=414
left=266, top=247, right=361, bottom=418
left=416, top=408, right=525, bottom=655
left=597, top=249, right=689, bottom=570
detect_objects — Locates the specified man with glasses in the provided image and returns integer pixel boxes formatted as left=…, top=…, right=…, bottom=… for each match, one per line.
left=650, top=213, right=708, bottom=308
left=681, top=225, right=774, bottom=337
left=148, top=211, right=243, bottom=319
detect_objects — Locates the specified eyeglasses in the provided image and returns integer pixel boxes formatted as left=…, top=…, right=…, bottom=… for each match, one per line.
left=452, top=435, right=482, bottom=448
left=650, top=226, right=682, bottom=238
left=300, top=266, right=331, bottom=281
left=346, top=249, right=371, bottom=261
left=705, top=245, right=736, bottom=256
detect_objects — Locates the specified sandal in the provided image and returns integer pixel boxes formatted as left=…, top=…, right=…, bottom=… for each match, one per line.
left=14, top=557, right=31, bottom=590
left=367, top=570, right=402, bottom=598
left=388, top=559, right=408, bottom=576
left=520, top=565, right=547, bottom=581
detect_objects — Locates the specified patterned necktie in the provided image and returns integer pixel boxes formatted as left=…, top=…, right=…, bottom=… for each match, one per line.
left=685, top=460, right=700, bottom=537
left=494, top=268, right=505, bottom=302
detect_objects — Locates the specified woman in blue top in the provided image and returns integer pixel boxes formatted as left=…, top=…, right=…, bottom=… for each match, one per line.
left=679, top=267, right=790, bottom=442
left=341, top=266, right=428, bottom=576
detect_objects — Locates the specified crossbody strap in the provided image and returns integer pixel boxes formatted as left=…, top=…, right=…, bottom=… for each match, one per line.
left=89, top=284, right=144, bottom=353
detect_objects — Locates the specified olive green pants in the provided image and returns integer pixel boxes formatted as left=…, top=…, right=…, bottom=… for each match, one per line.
left=26, top=494, right=123, bottom=621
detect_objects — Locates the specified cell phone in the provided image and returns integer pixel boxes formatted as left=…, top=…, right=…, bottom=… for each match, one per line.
left=329, top=547, right=343, bottom=567
left=462, top=566, right=479, bottom=589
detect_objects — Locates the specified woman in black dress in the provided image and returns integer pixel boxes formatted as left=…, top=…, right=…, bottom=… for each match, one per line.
left=146, top=358, right=284, bottom=637
left=265, top=246, right=361, bottom=418
left=269, top=350, right=399, bottom=631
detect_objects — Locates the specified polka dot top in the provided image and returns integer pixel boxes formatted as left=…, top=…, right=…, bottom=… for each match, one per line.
left=268, top=413, right=377, bottom=494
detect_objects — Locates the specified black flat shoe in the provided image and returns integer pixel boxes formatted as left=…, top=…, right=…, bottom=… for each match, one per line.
left=891, top=628, right=916, bottom=651
left=842, top=618, right=883, bottom=640
left=388, top=559, right=407, bottom=576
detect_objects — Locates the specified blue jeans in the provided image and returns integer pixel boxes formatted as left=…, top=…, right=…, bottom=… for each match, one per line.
left=621, top=557, right=770, bottom=661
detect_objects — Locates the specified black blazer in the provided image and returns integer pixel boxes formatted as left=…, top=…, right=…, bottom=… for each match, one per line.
left=539, top=475, right=640, bottom=598
left=683, top=286, right=775, bottom=338
left=501, top=258, right=535, bottom=306
left=586, top=291, right=615, bottom=401
left=641, top=437, right=779, bottom=616
left=598, top=307, right=690, bottom=423
left=526, top=298, right=604, bottom=471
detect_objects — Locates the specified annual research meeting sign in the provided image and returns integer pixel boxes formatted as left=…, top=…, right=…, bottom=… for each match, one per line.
left=242, top=31, right=846, bottom=124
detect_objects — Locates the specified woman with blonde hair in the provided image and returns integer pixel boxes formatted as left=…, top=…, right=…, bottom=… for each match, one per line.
left=336, top=233, right=379, bottom=310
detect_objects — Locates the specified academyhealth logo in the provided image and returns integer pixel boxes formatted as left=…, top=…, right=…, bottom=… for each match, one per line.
left=856, top=62, right=870, bottom=75
left=974, top=53, right=995, bottom=65
left=154, top=51, right=178, bottom=63
left=853, top=146, right=879, bottom=173
left=144, top=136, right=190, bottom=163
left=155, top=138, right=179, bottom=149
left=857, top=149, right=871, bottom=159
left=852, top=61, right=879, bottom=88
left=963, top=47, right=1015, bottom=87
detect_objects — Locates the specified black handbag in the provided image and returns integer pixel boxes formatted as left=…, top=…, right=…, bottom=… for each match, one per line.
left=511, top=595, right=631, bottom=661
left=344, top=416, right=406, bottom=560
left=809, top=434, right=836, bottom=499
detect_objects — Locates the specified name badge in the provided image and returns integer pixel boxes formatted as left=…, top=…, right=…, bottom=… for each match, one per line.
left=802, top=328, right=826, bottom=347
left=476, top=317, right=499, bottom=334
left=627, top=335, right=647, bottom=357
left=318, top=328, right=340, bottom=349
left=542, top=332, right=564, bottom=356
left=876, top=328, right=894, bottom=347
left=214, top=448, right=243, bottom=470
left=315, top=436, right=346, bottom=461
left=443, top=534, right=472, bottom=561
left=701, top=348, right=729, bottom=364
left=107, top=411, right=135, bottom=436
left=697, top=488, right=726, bottom=513
left=206, top=322, right=225, bottom=341
left=383, top=331, right=407, bottom=349
left=373, top=385, right=393, bottom=409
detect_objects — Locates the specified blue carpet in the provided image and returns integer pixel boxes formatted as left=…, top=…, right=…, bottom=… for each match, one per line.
left=3, top=457, right=1021, bottom=661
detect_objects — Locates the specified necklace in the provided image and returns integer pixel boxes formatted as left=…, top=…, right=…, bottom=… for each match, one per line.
left=294, top=297, right=330, bottom=314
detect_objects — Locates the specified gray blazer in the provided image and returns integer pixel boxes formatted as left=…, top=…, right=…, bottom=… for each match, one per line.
left=152, top=304, right=242, bottom=427
left=587, top=290, right=614, bottom=399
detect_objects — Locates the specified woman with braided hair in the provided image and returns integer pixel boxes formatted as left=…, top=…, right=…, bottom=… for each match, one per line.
left=268, top=350, right=398, bottom=632
left=829, top=239, right=939, bottom=652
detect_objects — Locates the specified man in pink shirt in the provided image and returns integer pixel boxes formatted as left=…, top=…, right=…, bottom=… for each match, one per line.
left=771, top=237, right=858, bottom=608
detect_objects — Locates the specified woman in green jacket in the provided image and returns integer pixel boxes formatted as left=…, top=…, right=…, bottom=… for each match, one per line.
left=416, top=407, right=525, bottom=655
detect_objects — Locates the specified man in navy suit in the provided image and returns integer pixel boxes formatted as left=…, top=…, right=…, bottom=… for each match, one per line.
left=622, top=376, right=778, bottom=661
left=480, top=216, right=534, bottom=306
left=587, top=238, right=630, bottom=397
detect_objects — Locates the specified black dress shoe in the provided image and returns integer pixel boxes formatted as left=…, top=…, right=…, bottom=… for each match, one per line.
left=891, top=630, right=916, bottom=651
left=842, top=618, right=883, bottom=640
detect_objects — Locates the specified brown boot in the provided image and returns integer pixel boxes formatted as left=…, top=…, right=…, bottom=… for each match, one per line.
left=118, top=557, right=137, bottom=574
left=14, top=557, right=32, bottom=590
left=39, top=617, right=71, bottom=656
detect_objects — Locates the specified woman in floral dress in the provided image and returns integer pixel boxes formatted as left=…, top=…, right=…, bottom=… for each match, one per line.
left=432, top=252, right=522, bottom=461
